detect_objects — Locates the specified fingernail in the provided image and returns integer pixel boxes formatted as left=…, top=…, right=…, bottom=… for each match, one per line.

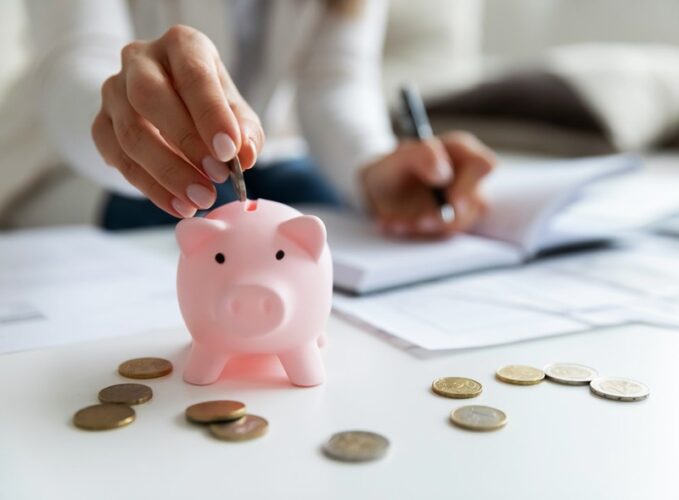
left=212, top=133, right=237, bottom=162
left=186, top=184, right=216, bottom=209
left=172, top=198, right=197, bottom=218
left=202, top=156, right=230, bottom=183
left=248, top=138, right=257, bottom=166
left=435, top=160, right=453, bottom=183
left=417, top=215, right=442, bottom=232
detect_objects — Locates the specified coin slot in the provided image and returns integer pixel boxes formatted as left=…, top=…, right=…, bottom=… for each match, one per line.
left=245, top=199, right=258, bottom=212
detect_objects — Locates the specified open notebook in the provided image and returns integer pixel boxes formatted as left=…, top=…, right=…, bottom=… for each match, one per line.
left=308, top=154, right=642, bottom=294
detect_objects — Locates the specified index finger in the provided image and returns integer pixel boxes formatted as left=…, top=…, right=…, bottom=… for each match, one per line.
left=159, top=26, right=242, bottom=162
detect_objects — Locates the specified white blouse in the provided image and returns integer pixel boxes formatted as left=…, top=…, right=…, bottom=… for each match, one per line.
left=23, top=0, right=397, bottom=207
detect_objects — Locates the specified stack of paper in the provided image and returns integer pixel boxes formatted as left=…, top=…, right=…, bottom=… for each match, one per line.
left=0, top=227, right=181, bottom=354
left=333, top=240, right=679, bottom=351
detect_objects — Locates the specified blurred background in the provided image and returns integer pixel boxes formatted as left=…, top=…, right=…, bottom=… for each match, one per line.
left=1, top=0, right=678, bottom=228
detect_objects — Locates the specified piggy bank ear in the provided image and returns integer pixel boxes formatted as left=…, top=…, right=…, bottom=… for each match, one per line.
left=176, top=218, right=228, bottom=256
left=277, top=215, right=327, bottom=261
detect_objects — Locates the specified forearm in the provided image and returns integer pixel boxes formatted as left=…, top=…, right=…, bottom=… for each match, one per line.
left=296, top=0, right=396, bottom=209
left=297, top=76, right=396, bottom=208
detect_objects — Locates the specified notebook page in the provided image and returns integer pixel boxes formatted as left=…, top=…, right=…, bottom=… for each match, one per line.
left=311, top=209, right=521, bottom=294
left=472, top=154, right=641, bottom=254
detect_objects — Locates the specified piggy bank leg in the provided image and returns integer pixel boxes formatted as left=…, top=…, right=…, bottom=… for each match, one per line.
left=183, top=342, right=230, bottom=385
left=278, top=342, right=325, bottom=387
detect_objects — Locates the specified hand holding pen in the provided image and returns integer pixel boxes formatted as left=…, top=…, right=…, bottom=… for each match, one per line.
left=360, top=84, right=496, bottom=238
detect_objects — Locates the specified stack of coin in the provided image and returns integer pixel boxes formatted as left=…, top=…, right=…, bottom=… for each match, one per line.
left=73, top=357, right=171, bottom=431
left=185, top=400, right=268, bottom=442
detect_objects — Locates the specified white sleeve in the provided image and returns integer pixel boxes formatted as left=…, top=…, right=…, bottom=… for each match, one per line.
left=296, top=0, right=397, bottom=209
left=25, top=0, right=142, bottom=197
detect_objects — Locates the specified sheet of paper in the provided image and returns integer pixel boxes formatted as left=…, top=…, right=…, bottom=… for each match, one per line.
left=333, top=287, right=588, bottom=351
left=562, top=154, right=679, bottom=229
left=333, top=239, right=679, bottom=351
left=472, top=154, right=641, bottom=253
left=0, top=227, right=182, bottom=354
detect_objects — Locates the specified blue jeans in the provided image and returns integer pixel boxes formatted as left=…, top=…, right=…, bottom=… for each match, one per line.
left=101, top=157, right=343, bottom=230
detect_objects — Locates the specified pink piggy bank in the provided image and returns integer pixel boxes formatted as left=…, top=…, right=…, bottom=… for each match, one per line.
left=175, top=199, right=332, bottom=387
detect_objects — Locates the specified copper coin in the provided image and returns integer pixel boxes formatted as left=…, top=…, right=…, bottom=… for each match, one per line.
left=118, top=357, right=173, bottom=379
left=209, top=415, right=268, bottom=441
left=186, top=400, right=247, bottom=424
left=73, top=404, right=135, bottom=431
left=98, top=383, right=153, bottom=405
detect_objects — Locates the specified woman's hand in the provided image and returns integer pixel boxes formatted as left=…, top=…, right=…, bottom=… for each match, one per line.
left=360, top=132, right=496, bottom=238
left=92, top=25, right=265, bottom=218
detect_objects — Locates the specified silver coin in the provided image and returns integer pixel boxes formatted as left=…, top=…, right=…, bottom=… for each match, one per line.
left=544, top=362, right=598, bottom=385
left=322, top=431, right=390, bottom=463
left=590, top=376, right=649, bottom=402
left=450, top=405, right=507, bottom=431
left=227, top=156, right=247, bottom=202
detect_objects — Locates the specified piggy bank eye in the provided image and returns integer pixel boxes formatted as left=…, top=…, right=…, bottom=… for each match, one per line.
left=275, top=250, right=285, bottom=261
left=215, top=253, right=225, bottom=264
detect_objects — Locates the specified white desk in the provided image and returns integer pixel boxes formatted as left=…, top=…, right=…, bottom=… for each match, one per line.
left=1, top=231, right=678, bottom=500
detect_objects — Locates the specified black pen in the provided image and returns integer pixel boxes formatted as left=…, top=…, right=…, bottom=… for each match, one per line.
left=399, top=84, right=455, bottom=224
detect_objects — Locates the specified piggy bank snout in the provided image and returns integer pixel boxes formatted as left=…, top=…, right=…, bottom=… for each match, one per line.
left=219, top=285, right=285, bottom=336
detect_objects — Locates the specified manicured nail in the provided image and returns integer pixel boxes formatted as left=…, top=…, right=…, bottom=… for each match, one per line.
left=417, top=215, right=441, bottom=232
left=186, top=184, right=216, bottom=209
left=172, top=198, right=197, bottom=218
left=247, top=138, right=257, bottom=166
left=202, top=156, right=230, bottom=183
left=212, top=133, right=237, bottom=162
left=435, top=160, right=453, bottom=183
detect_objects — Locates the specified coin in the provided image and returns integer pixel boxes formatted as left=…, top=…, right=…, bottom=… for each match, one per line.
left=544, top=362, right=598, bottom=385
left=185, top=400, right=247, bottom=424
left=431, top=377, right=482, bottom=399
left=208, top=415, right=268, bottom=441
left=227, top=156, right=247, bottom=202
left=450, top=405, right=507, bottom=431
left=73, top=403, right=135, bottom=431
left=322, top=431, right=390, bottom=463
left=118, top=357, right=173, bottom=379
left=98, top=383, right=153, bottom=405
left=590, top=377, right=650, bottom=402
left=496, top=365, right=545, bottom=385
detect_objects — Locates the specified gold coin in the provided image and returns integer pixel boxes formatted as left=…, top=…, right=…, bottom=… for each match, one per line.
left=322, top=431, right=390, bottom=462
left=73, top=403, right=135, bottom=431
left=432, top=377, right=482, bottom=399
left=496, top=365, right=544, bottom=385
left=98, top=383, right=153, bottom=405
left=118, top=357, right=173, bottom=379
left=208, top=415, right=268, bottom=441
left=185, top=400, right=247, bottom=424
left=450, top=405, right=507, bottom=431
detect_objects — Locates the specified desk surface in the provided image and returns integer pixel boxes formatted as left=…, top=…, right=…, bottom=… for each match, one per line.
left=1, top=232, right=678, bottom=500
